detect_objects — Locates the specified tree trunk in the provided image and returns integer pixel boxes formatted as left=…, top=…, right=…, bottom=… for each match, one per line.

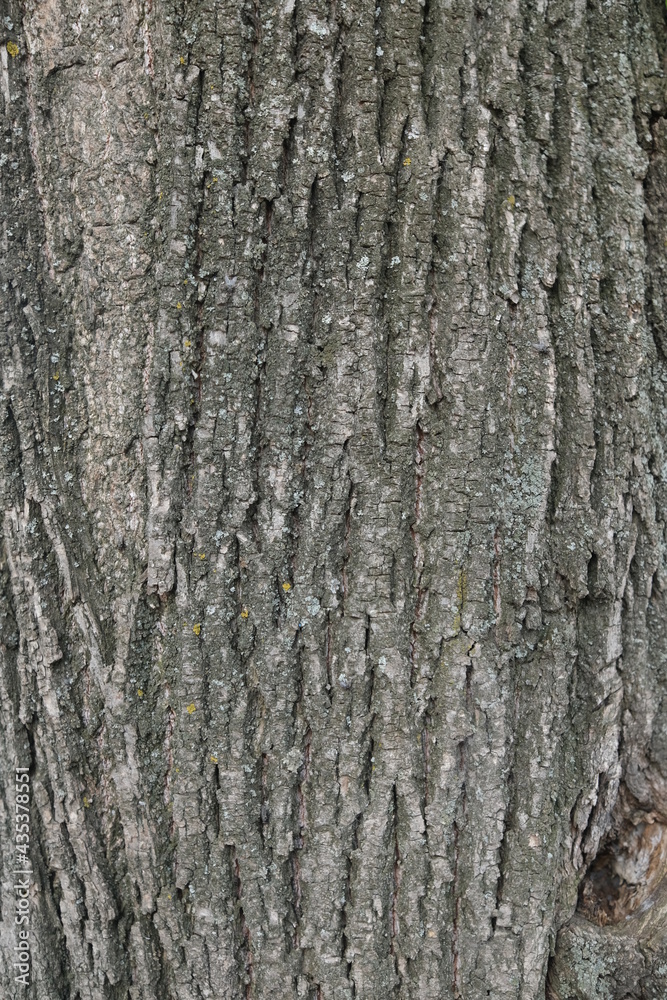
left=1, top=0, right=667, bottom=997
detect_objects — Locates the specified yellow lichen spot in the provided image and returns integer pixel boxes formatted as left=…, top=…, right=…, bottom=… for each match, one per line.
left=175, top=767, right=180, bottom=773
left=212, top=177, right=218, bottom=183
left=176, top=301, right=182, bottom=310
left=158, top=191, right=163, bottom=200
left=137, top=689, right=144, bottom=698
left=7, top=41, right=19, bottom=58
left=240, top=607, right=249, bottom=619
left=179, top=56, right=186, bottom=65
left=507, top=194, right=516, bottom=209
left=52, top=372, right=60, bottom=380
left=192, top=623, right=201, bottom=635
left=184, top=278, right=188, bottom=284
left=184, top=339, right=191, bottom=347
left=83, top=795, right=90, bottom=808
left=282, top=582, right=291, bottom=591
left=199, top=553, right=205, bottom=560
left=167, top=893, right=172, bottom=900
left=187, top=703, right=196, bottom=714
left=210, top=754, right=218, bottom=764
left=403, top=157, right=411, bottom=166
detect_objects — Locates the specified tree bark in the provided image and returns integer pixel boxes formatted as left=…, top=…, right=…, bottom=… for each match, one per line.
left=1, top=0, right=667, bottom=997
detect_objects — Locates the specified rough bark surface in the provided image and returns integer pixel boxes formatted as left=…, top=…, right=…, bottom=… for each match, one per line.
left=1, top=0, right=667, bottom=997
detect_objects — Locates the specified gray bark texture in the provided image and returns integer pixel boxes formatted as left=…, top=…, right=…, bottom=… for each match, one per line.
left=1, top=0, right=667, bottom=996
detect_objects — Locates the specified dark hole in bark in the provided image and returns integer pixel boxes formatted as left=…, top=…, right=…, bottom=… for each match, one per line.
left=577, top=817, right=667, bottom=926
